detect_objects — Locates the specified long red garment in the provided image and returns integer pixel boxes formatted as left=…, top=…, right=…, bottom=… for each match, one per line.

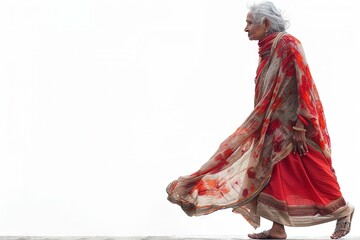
left=166, top=32, right=351, bottom=227
left=256, top=144, right=346, bottom=227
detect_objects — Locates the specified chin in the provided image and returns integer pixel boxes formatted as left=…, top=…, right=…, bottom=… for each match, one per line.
left=249, top=36, right=260, bottom=41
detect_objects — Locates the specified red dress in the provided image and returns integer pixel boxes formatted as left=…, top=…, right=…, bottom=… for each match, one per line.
left=166, top=32, right=351, bottom=228
left=257, top=145, right=346, bottom=226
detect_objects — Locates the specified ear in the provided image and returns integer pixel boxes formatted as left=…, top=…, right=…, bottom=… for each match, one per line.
left=264, top=18, right=270, bottom=31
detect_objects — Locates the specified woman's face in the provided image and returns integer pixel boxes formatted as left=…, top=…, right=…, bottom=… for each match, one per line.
left=244, top=12, right=267, bottom=41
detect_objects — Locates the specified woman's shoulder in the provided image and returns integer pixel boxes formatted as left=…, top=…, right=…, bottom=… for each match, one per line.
left=275, top=33, right=303, bottom=56
left=281, top=33, right=302, bottom=45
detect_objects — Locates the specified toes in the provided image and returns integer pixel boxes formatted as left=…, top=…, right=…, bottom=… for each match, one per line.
left=248, top=233, right=259, bottom=239
left=331, top=230, right=347, bottom=239
left=248, top=232, right=265, bottom=239
left=333, top=232, right=340, bottom=239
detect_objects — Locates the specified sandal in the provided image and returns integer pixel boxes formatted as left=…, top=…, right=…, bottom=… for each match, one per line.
left=248, top=231, right=286, bottom=239
left=331, top=205, right=355, bottom=239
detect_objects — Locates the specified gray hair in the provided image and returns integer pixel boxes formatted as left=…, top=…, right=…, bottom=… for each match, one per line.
left=249, top=1, right=289, bottom=33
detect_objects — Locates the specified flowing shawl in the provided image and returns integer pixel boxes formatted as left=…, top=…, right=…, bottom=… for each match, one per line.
left=166, top=32, right=332, bottom=227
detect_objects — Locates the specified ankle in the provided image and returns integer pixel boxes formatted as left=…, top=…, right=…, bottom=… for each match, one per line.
left=269, top=227, right=287, bottom=238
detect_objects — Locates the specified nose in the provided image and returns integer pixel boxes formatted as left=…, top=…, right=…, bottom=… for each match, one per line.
left=244, top=27, right=248, bottom=32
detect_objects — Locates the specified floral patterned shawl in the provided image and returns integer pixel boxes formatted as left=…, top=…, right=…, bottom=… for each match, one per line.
left=166, top=32, right=331, bottom=227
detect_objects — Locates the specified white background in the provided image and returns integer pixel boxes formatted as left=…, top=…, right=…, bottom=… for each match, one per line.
left=0, top=0, right=359, bottom=237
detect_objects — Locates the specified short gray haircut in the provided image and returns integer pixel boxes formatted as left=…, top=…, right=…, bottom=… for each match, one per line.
left=249, top=1, right=289, bottom=33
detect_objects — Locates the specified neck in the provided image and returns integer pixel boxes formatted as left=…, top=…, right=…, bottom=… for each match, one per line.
left=258, top=32, right=279, bottom=58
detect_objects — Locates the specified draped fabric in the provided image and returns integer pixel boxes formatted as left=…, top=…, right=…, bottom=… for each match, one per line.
left=256, top=145, right=349, bottom=227
left=166, top=32, right=349, bottom=228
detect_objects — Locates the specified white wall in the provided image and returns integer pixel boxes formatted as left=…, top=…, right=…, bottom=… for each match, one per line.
left=0, top=0, right=359, bottom=237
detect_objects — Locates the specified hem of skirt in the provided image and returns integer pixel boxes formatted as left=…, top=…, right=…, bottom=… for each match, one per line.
left=256, top=194, right=352, bottom=227
left=258, top=193, right=347, bottom=216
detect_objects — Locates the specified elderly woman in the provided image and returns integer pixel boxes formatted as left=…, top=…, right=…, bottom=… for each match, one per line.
left=166, top=1, right=354, bottom=239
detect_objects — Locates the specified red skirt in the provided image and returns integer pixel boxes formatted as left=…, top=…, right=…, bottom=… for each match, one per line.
left=255, top=145, right=350, bottom=226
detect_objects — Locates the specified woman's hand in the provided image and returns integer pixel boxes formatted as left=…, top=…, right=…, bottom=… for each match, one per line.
left=292, top=119, right=308, bottom=156
left=292, top=130, right=308, bottom=156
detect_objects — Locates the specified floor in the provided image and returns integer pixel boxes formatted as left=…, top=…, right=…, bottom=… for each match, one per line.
left=0, top=237, right=360, bottom=240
